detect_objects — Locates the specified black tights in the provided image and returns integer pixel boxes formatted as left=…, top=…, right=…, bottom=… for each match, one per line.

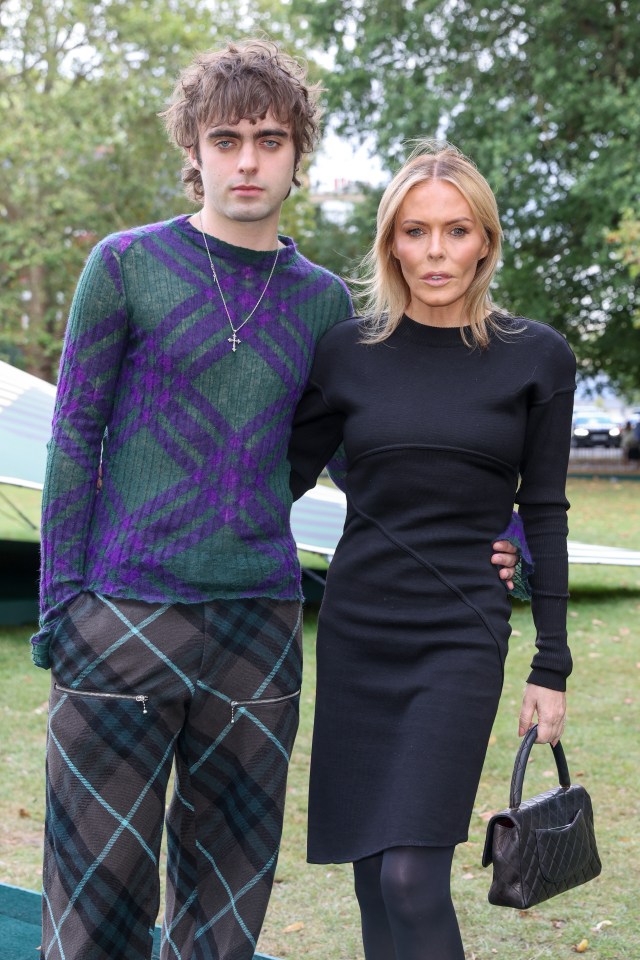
left=353, top=846, right=464, bottom=960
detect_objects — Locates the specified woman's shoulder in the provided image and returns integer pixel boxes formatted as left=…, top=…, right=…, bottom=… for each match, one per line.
left=494, top=313, right=575, bottom=358
left=317, top=315, right=368, bottom=349
left=493, top=314, right=576, bottom=394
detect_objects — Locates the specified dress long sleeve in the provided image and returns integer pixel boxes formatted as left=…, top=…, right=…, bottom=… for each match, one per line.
left=516, top=345, right=576, bottom=689
left=288, top=378, right=345, bottom=501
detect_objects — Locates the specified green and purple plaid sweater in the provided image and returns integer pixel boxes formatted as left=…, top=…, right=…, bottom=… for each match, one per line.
left=32, top=215, right=352, bottom=667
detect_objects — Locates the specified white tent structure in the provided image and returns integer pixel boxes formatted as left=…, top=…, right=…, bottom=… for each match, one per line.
left=0, top=360, right=56, bottom=490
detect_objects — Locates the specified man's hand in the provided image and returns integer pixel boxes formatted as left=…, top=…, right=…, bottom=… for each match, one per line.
left=519, top=683, right=566, bottom=746
left=491, top=539, right=518, bottom=591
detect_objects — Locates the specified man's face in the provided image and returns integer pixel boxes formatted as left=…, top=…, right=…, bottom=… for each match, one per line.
left=189, top=110, right=296, bottom=234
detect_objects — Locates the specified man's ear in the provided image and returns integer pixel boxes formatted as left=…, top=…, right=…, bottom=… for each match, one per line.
left=188, top=145, right=201, bottom=170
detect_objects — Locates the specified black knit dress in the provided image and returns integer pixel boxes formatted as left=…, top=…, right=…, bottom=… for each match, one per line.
left=288, top=314, right=576, bottom=864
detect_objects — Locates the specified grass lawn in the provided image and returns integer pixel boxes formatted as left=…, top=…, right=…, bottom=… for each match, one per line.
left=0, top=485, right=41, bottom=542
left=1, top=477, right=638, bottom=958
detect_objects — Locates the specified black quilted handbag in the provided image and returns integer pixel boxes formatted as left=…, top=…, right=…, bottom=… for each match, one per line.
left=482, top=725, right=601, bottom=908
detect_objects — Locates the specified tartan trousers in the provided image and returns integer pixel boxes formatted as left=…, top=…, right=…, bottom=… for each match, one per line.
left=42, top=593, right=302, bottom=960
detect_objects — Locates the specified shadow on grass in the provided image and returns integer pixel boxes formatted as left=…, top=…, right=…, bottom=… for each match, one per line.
left=568, top=586, right=640, bottom=600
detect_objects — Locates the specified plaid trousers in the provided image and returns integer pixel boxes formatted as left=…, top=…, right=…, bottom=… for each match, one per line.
left=42, top=593, right=302, bottom=960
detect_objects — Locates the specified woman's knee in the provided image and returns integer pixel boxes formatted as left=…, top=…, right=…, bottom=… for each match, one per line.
left=379, top=846, right=454, bottom=924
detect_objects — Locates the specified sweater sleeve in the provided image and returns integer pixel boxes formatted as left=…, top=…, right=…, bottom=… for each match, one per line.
left=31, top=239, right=128, bottom=668
left=515, top=334, right=576, bottom=691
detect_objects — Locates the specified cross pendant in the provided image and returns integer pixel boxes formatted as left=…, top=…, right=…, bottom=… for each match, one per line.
left=228, top=332, right=241, bottom=352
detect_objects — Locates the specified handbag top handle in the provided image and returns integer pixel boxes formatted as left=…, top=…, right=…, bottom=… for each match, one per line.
left=509, top=724, right=571, bottom=809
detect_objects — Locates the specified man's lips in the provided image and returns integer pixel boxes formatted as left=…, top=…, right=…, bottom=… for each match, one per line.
left=232, top=185, right=263, bottom=195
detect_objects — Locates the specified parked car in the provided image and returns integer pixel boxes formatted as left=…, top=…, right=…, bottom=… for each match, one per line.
left=571, top=414, right=622, bottom=448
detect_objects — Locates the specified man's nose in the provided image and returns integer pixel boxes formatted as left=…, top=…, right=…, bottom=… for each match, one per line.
left=237, top=142, right=258, bottom=174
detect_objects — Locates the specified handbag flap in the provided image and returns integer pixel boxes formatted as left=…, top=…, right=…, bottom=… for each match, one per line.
left=482, top=813, right=517, bottom=867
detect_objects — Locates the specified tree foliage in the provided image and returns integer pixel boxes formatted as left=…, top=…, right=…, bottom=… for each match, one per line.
left=295, top=184, right=382, bottom=301
left=0, top=0, right=314, bottom=380
left=291, top=0, right=640, bottom=393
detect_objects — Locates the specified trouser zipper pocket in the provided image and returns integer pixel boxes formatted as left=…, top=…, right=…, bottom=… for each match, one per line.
left=54, top=682, right=149, bottom=715
left=230, top=689, right=300, bottom=723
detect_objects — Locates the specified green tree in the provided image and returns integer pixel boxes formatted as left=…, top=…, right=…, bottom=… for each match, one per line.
left=0, top=0, right=312, bottom=380
left=292, top=0, right=640, bottom=393
left=295, top=184, right=382, bottom=300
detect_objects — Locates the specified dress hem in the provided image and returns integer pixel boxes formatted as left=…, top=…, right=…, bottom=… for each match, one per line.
left=307, top=834, right=469, bottom=865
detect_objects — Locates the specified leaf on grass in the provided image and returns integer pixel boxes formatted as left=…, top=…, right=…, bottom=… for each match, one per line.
left=573, top=938, right=589, bottom=952
left=488, top=734, right=497, bottom=746
left=552, top=919, right=567, bottom=928
left=592, top=920, right=613, bottom=932
left=511, top=629, right=522, bottom=637
left=591, top=618, right=605, bottom=626
left=18, top=808, right=31, bottom=819
left=618, top=627, right=630, bottom=635
left=283, top=921, right=305, bottom=933
left=461, top=872, right=475, bottom=880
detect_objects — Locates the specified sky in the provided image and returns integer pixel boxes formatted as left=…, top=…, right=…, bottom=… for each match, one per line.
left=309, top=130, right=387, bottom=192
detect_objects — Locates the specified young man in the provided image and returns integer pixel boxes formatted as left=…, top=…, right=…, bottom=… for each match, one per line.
left=34, top=40, right=518, bottom=960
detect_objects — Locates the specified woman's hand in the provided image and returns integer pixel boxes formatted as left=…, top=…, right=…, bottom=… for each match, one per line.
left=519, top=683, right=566, bottom=746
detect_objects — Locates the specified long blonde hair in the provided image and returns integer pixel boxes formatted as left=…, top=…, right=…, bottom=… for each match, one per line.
left=360, top=141, right=507, bottom=347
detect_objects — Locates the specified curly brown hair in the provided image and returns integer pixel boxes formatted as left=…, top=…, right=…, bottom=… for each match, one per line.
left=160, top=39, right=324, bottom=202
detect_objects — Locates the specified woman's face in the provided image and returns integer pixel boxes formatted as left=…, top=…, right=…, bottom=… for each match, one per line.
left=391, top=179, right=489, bottom=327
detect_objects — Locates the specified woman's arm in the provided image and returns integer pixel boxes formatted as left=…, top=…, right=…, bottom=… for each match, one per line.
left=515, top=334, right=576, bottom=741
left=288, top=377, right=345, bottom=501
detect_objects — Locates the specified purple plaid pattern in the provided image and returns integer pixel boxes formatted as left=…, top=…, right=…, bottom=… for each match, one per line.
left=43, top=592, right=302, bottom=960
left=33, top=216, right=352, bottom=666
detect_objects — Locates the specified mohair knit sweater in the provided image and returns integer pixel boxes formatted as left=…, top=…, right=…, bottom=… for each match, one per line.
left=32, top=215, right=352, bottom=667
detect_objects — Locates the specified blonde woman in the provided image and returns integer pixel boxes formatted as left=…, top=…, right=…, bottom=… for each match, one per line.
left=288, top=142, right=576, bottom=960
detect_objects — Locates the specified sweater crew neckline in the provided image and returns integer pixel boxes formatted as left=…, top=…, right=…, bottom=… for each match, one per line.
left=398, top=314, right=474, bottom=347
left=175, top=214, right=298, bottom=266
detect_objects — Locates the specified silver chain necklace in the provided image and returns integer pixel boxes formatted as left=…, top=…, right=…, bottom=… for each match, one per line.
left=198, top=213, right=280, bottom=353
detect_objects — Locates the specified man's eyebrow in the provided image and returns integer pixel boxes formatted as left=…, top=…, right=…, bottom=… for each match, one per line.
left=206, top=127, right=291, bottom=139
